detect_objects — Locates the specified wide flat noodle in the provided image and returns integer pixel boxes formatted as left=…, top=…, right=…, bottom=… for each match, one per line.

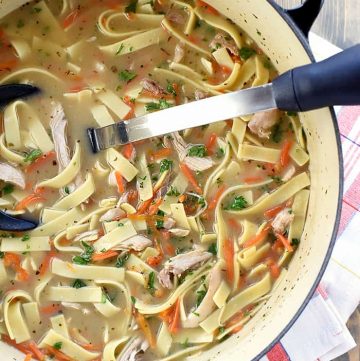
left=107, top=148, right=138, bottom=182
left=0, top=236, right=50, bottom=252
left=46, top=286, right=103, bottom=302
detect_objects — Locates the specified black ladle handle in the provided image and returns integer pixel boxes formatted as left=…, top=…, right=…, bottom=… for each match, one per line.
left=273, top=44, right=360, bottom=112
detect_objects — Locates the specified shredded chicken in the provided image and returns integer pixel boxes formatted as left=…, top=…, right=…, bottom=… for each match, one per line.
left=194, top=89, right=208, bottom=100
left=248, top=109, right=280, bottom=139
left=281, top=164, right=296, bottom=182
left=163, top=217, right=176, bottom=230
left=210, top=33, right=238, bottom=55
left=73, top=230, right=100, bottom=243
left=169, top=228, right=190, bottom=237
left=158, top=250, right=213, bottom=289
left=271, top=208, right=294, bottom=235
left=117, top=336, right=149, bottom=361
left=173, top=42, right=185, bottom=63
left=183, top=262, right=222, bottom=327
left=108, top=171, right=117, bottom=187
left=0, top=163, right=25, bottom=189
left=167, top=9, right=186, bottom=24
left=50, top=103, right=71, bottom=171
left=140, top=78, right=165, bottom=97
left=100, top=208, right=125, bottom=222
left=171, top=132, right=215, bottom=172
left=113, top=235, right=152, bottom=252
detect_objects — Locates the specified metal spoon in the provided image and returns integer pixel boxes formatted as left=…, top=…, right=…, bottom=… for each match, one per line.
left=0, top=83, right=40, bottom=231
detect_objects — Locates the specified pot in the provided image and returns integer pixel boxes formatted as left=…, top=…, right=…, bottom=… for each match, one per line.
left=0, top=0, right=343, bottom=360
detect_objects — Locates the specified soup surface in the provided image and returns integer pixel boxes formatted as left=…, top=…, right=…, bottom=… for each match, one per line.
left=0, top=1, right=311, bottom=360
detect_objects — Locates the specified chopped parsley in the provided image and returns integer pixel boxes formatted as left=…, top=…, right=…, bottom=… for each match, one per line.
left=225, top=195, right=248, bottom=210
left=32, top=7, right=42, bottom=13
left=180, top=338, right=191, bottom=348
left=216, top=147, right=225, bottom=158
left=166, top=82, right=177, bottom=96
left=17, top=19, right=25, bottom=28
left=0, top=252, right=4, bottom=259
left=196, top=288, right=207, bottom=307
left=166, top=186, right=180, bottom=197
left=287, top=111, right=298, bottom=117
left=270, top=175, right=283, bottom=184
left=239, top=47, right=256, bottom=60
left=291, top=238, right=300, bottom=246
left=145, top=99, right=173, bottom=112
left=156, top=210, right=165, bottom=229
left=131, top=296, right=136, bottom=304
left=64, top=186, right=70, bottom=195
left=53, top=342, right=62, bottom=350
left=187, top=145, right=207, bottom=157
left=125, top=0, right=138, bottom=13
left=159, top=159, right=173, bottom=173
left=218, top=326, right=225, bottom=334
left=21, top=234, right=30, bottom=242
left=119, top=69, right=137, bottom=82
left=147, top=271, right=156, bottom=295
left=72, top=279, right=87, bottom=289
left=116, top=43, right=124, bottom=55
left=72, top=241, right=94, bottom=265
left=271, top=123, right=282, bottom=143
left=208, top=243, right=217, bottom=256
left=2, top=183, right=14, bottom=195
left=24, top=149, right=42, bottom=163
left=197, top=196, right=206, bottom=208
left=115, top=252, right=129, bottom=268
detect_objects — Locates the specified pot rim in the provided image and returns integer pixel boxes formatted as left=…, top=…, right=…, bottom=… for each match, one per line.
left=251, top=2, right=344, bottom=360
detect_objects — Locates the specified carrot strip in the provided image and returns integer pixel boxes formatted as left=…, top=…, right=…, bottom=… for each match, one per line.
left=3, top=252, right=29, bottom=281
left=122, top=143, right=135, bottom=160
left=275, top=233, right=294, bottom=252
left=267, top=259, right=281, bottom=279
left=187, top=34, right=201, bottom=44
left=179, top=163, right=202, bottom=194
left=227, top=217, right=242, bottom=233
left=271, top=238, right=284, bottom=252
left=207, top=185, right=226, bottom=211
left=205, top=133, right=217, bottom=155
left=280, top=140, right=293, bottom=168
left=196, top=0, right=219, bottom=15
left=148, top=197, right=162, bottom=216
left=1, top=335, right=33, bottom=357
left=24, top=354, right=32, bottom=361
left=25, top=151, right=56, bottom=173
left=115, top=171, right=125, bottom=193
left=45, top=346, right=71, bottom=361
left=0, top=59, right=17, bottom=71
left=78, top=343, right=102, bottom=351
left=28, top=342, right=45, bottom=361
left=147, top=255, right=163, bottom=267
left=264, top=204, right=284, bottom=219
left=172, top=83, right=181, bottom=105
left=160, top=230, right=175, bottom=256
left=137, top=198, right=153, bottom=214
left=242, top=224, right=271, bottom=248
left=151, top=148, right=172, bottom=160
left=244, top=176, right=264, bottom=184
left=40, top=304, right=62, bottom=315
left=135, top=312, right=156, bottom=348
left=123, top=96, right=135, bottom=120
left=92, top=250, right=118, bottom=262
left=169, top=299, right=181, bottom=334
left=62, top=9, right=79, bottom=29
left=223, top=238, right=235, bottom=283
left=38, top=249, right=57, bottom=277
left=15, top=193, right=45, bottom=211
left=178, top=194, right=186, bottom=203
left=17, top=268, right=30, bottom=282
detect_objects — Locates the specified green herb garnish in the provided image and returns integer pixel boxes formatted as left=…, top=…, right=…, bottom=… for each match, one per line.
left=166, top=82, right=177, bottom=96
left=156, top=210, right=165, bottom=229
left=24, top=149, right=42, bottom=163
left=271, top=123, right=282, bottom=143
left=125, top=0, right=138, bottom=13
left=32, top=7, right=42, bottom=13
left=17, top=19, right=25, bottom=28
left=291, top=238, right=300, bottom=246
left=225, top=195, right=248, bottom=210
left=2, top=183, right=14, bottom=195
left=167, top=186, right=180, bottom=197
left=188, top=145, right=207, bottom=158
left=145, top=99, right=173, bottom=112
left=180, top=338, right=190, bottom=348
left=116, top=43, right=124, bottom=55
left=72, top=279, right=87, bottom=289
left=208, top=243, right=217, bottom=256
left=147, top=271, right=156, bottom=295
left=53, top=342, right=62, bottom=350
left=196, top=288, right=207, bottom=307
left=21, top=234, right=30, bottom=242
left=119, top=69, right=137, bottom=82
left=115, top=252, right=129, bottom=268
left=131, top=296, right=136, bottom=304
left=287, top=111, right=298, bottom=117
left=0, top=252, right=4, bottom=259
left=159, top=159, right=173, bottom=173
left=72, top=241, right=94, bottom=265
left=216, top=147, right=225, bottom=158
left=239, top=47, right=256, bottom=60
left=64, top=186, right=70, bottom=195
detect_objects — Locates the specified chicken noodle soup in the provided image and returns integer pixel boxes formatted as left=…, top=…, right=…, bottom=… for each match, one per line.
left=0, top=0, right=310, bottom=360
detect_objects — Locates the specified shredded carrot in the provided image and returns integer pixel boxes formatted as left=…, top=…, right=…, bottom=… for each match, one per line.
left=24, top=354, right=32, bottom=361
left=205, top=133, right=217, bottom=155
left=45, top=346, right=71, bottom=361
left=38, top=248, right=57, bottom=277
left=25, top=151, right=56, bottom=173
left=68, top=83, right=86, bottom=93
left=228, top=217, right=242, bottom=233
left=78, top=343, right=102, bottom=351
left=221, top=65, right=232, bottom=74
left=226, top=311, right=244, bottom=328
left=160, top=230, right=175, bottom=256
left=187, top=34, right=201, bottom=44
left=280, top=139, right=293, bottom=168
left=147, top=255, right=163, bottom=267
left=115, top=171, right=125, bottom=193
left=158, top=306, right=173, bottom=323
left=172, top=83, right=181, bottom=105
left=141, top=90, right=173, bottom=100
left=136, top=198, right=153, bottom=215
left=196, top=0, right=219, bottom=15
left=0, top=59, right=17, bottom=71
left=225, top=119, right=233, bottom=128
left=276, top=233, right=293, bottom=252
left=3, top=252, right=29, bottom=281
left=135, top=311, right=156, bottom=348
left=207, top=185, right=226, bottom=211
left=17, top=267, right=30, bottom=282
left=1, top=335, right=33, bottom=357
left=123, top=96, right=136, bottom=120
left=267, top=258, right=281, bottom=279
left=122, top=143, right=135, bottom=160
left=92, top=250, right=118, bottom=262
left=150, top=147, right=172, bottom=160
left=264, top=204, right=284, bottom=219
left=148, top=197, right=163, bottom=216
left=62, top=9, right=79, bottom=29
left=28, top=342, right=45, bottom=361
left=169, top=299, right=181, bottom=334
left=244, top=176, right=264, bottom=184
left=40, top=304, right=62, bottom=315
left=242, top=224, right=271, bottom=248
left=223, top=238, right=235, bottom=283
left=15, top=189, right=46, bottom=211
left=271, top=238, right=284, bottom=252
left=127, top=189, right=138, bottom=204
left=178, top=194, right=186, bottom=203
left=179, top=162, right=202, bottom=194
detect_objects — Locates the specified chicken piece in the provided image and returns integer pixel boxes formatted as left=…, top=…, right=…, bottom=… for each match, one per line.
left=73, top=230, right=100, bottom=243
left=248, top=109, right=280, bottom=139
left=163, top=217, right=176, bottom=230
left=50, top=103, right=71, bottom=171
left=167, top=9, right=186, bottom=24
left=194, top=89, right=208, bottom=100
left=113, top=235, right=152, bottom=252
left=281, top=164, right=296, bottom=182
left=100, top=208, right=125, bottom=222
left=271, top=208, right=294, bottom=235
left=140, top=78, right=165, bottom=97
left=169, top=228, right=190, bottom=237
left=158, top=250, right=213, bottom=289
left=0, top=163, right=25, bottom=189
left=183, top=262, right=222, bottom=327
left=210, top=33, right=238, bottom=56
left=117, top=337, right=149, bottom=361
left=173, top=42, right=185, bottom=63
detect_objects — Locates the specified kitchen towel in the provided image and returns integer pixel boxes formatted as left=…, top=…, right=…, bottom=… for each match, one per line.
left=260, top=33, right=360, bottom=361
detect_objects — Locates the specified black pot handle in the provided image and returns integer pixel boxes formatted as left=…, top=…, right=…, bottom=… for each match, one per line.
left=283, top=0, right=324, bottom=37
